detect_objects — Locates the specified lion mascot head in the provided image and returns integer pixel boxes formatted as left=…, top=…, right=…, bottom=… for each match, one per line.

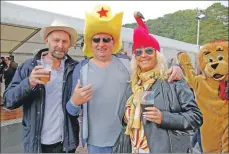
left=197, top=40, right=228, bottom=81
left=197, top=40, right=228, bottom=100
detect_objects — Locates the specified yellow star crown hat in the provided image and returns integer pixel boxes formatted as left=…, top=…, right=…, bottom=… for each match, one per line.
left=83, top=5, right=124, bottom=57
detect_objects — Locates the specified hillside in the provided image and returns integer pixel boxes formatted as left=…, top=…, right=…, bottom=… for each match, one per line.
left=123, top=3, right=228, bottom=45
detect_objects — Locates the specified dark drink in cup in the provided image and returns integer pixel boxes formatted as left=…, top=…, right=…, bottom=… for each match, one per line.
left=141, top=104, right=154, bottom=124
left=141, top=104, right=154, bottom=113
left=137, top=91, right=155, bottom=124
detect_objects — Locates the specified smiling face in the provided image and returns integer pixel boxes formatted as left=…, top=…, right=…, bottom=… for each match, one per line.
left=91, top=33, right=114, bottom=61
left=198, top=41, right=228, bottom=81
left=135, top=47, right=157, bottom=72
left=45, top=30, right=71, bottom=60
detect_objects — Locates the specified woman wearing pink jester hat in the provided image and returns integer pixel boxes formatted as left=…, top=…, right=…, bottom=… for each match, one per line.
left=123, top=11, right=203, bottom=153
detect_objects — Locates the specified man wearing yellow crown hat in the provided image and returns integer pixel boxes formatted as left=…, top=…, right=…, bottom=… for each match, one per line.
left=66, top=5, right=184, bottom=153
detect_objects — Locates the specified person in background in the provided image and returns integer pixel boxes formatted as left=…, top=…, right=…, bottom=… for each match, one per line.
left=192, top=128, right=203, bottom=152
left=0, top=57, right=6, bottom=83
left=3, top=57, right=17, bottom=89
left=190, top=76, right=203, bottom=153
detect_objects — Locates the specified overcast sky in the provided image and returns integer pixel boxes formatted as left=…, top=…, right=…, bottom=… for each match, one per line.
left=6, top=1, right=229, bottom=24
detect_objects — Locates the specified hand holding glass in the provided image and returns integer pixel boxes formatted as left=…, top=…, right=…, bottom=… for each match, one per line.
left=137, top=91, right=155, bottom=124
left=36, top=59, right=52, bottom=84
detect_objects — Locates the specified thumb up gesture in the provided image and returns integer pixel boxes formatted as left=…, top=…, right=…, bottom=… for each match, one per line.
left=71, top=80, right=92, bottom=105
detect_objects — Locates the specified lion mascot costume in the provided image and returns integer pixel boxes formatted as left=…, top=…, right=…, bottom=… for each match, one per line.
left=177, top=40, right=228, bottom=153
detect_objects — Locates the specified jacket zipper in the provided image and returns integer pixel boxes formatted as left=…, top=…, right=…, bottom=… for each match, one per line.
left=61, top=71, right=67, bottom=151
left=38, top=86, right=45, bottom=153
left=160, top=80, right=173, bottom=153
left=61, top=63, right=75, bottom=152
left=32, top=61, right=42, bottom=153
left=168, top=130, right=173, bottom=152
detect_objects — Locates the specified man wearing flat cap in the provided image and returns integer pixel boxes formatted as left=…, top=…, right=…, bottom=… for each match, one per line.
left=3, top=20, right=80, bottom=153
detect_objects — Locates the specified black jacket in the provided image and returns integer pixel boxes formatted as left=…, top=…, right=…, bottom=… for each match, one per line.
left=119, top=79, right=203, bottom=153
left=0, top=61, right=6, bottom=82
left=3, top=65, right=16, bottom=87
left=144, top=79, right=203, bottom=153
left=3, top=49, right=80, bottom=153
left=0, top=61, right=6, bottom=74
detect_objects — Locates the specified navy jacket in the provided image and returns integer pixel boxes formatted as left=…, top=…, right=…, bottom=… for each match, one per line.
left=3, top=49, right=80, bottom=153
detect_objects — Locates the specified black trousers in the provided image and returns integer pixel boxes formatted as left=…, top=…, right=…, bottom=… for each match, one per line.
left=41, top=142, right=76, bottom=153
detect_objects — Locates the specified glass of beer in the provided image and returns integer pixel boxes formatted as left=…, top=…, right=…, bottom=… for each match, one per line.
left=36, top=59, right=52, bottom=84
left=137, top=91, right=155, bottom=124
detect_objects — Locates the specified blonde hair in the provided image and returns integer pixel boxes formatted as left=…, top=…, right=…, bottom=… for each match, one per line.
left=130, top=51, right=168, bottom=86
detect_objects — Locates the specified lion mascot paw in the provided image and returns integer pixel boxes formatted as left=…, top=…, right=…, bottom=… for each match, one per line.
left=177, top=52, right=191, bottom=65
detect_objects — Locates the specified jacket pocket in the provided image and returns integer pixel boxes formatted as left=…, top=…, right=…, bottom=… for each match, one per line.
left=168, top=130, right=192, bottom=153
left=22, top=120, right=31, bottom=152
left=172, top=130, right=194, bottom=136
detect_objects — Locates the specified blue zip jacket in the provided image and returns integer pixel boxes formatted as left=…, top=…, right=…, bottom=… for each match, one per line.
left=66, top=54, right=132, bottom=147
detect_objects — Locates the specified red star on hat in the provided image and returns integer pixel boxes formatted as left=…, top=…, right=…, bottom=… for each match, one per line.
left=97, top=7, right=109, bottom=18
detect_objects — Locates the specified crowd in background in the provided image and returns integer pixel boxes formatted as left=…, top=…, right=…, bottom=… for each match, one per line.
left=0, top=56, right=17, bottom=90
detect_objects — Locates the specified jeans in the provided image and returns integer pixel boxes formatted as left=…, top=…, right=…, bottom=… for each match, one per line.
left=87, top=144, right=113, bottom=153
left=192, top=129, right=203, bottom=152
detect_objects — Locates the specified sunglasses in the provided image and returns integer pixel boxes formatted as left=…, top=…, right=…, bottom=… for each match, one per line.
left=92, top=37, right=112, bottom=43
left=135, top=47, right=155, bottom=56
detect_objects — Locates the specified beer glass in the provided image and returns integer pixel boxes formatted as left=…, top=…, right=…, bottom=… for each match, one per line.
left=36, top=59, right=52, bottom=84
left=137, top=91, right=155, bottom=124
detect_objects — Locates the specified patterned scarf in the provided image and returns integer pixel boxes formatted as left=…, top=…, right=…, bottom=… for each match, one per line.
left=124, top=67, right=167, bottom=151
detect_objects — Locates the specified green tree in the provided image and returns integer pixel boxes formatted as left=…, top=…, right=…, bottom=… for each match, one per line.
left=123, top=3, right=228, bottom=45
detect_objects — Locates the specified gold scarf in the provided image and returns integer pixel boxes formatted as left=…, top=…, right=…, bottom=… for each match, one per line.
left=125, top=67, right=168, bottom=150
left=125, top=68, right=158, bottom=134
